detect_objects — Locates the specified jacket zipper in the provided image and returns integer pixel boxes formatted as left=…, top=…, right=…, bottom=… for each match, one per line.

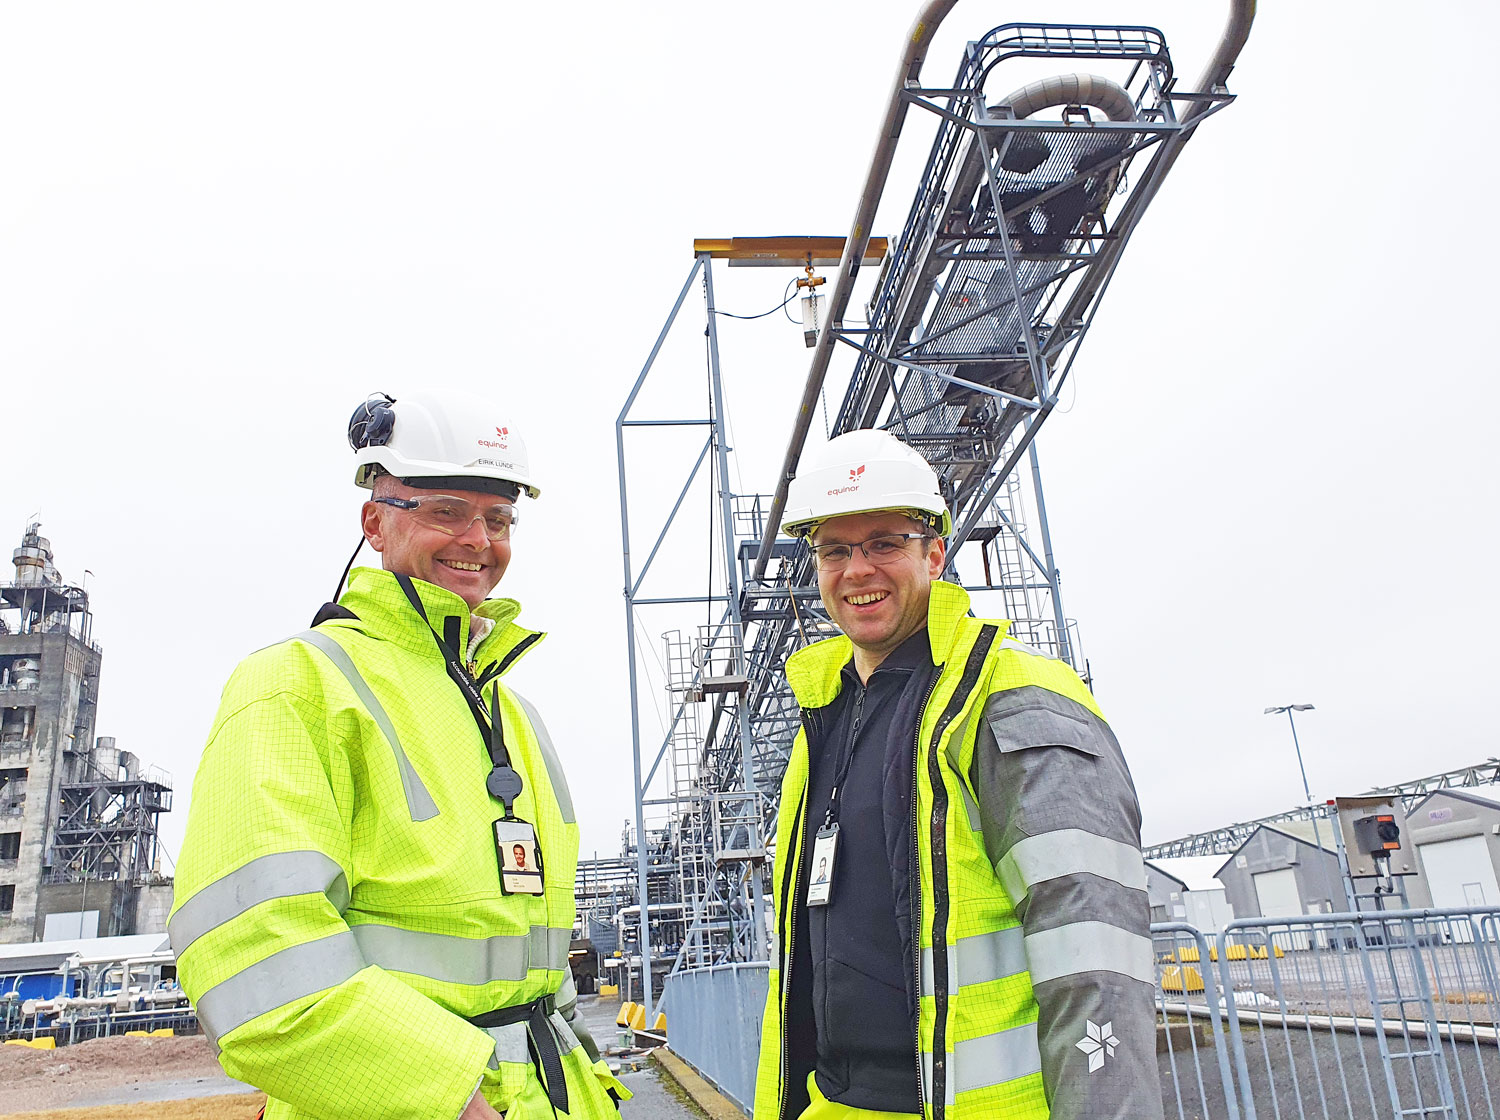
left=911, top=670, right=942, bottom=1115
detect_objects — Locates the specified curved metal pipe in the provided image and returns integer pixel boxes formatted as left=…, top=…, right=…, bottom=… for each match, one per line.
left=751, top=0, right=960, bottom=579
left=752, top=0, right=1255, bottom=578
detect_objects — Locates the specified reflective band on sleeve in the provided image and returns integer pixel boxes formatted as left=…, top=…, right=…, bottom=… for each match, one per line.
left=509, top=690, right=575, bottom=824
left=194, top=930, right=366, bottom=1045
left=350, top=923, right=572, bottom=986
left=168, top=850, right=349, bottom=957
left=996, top=828, right=1146, bottom=904
left=485, top=1021, right=531, bottom=1069
left=923, top=1022, right=1042, bottom=1105
left=999, top=637, right=1051, bottom=659
left=555, top=970, right=578, bottom=1017
left=1024, top=921, right=1154, bottom=986
left=920, top=926, right=1027, bottom=996
left=295, top=629, right=440, bottom=822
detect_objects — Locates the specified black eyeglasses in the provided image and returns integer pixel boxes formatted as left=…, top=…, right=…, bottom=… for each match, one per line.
left=807, top=532, right=931, bottom=571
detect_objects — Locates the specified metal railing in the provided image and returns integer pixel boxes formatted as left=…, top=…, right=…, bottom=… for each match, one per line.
left=659, top=962, right=769, bottom=1114
left=660, top=908, right=1500, bottom=1119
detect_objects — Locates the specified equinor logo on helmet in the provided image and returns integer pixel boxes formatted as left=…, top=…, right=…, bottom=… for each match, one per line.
left=826, top=463, right=865, bottom=497
left=479, top=426, right=509, bottom=450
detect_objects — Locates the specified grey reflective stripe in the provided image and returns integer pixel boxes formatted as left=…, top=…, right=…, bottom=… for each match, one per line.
left=996, top=828, right=1146, bottom=904
left=1024, top=921, right=1154, bottom=986
left=485, top=1021, right=531, bottom=1069
left=999, top=637, right=1050, bottom=659
left=549, top=1010, right=581, bottom=1055
left=350, top=923, right=571, bottom=986
left=556, top=970, right=579, bottom=1017
left=168, top=850, right=348, bottom=957
left=921, top=926, right=1027, bottom=996
left=194, top=930, right=366, bottom=1045
left=922, top=1022, right=1042, bottom=1105
left=295, top=629, right=439, bottom=822
left=510, top=690, right=575, bottom=824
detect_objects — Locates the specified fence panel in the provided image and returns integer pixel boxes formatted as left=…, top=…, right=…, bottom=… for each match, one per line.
left=1215, top=908, right=1500, bottom=1120
left=660, top=962, right=768, bottom=1113
left=648, top=910, right=1500, bottom=1119
left=1153, top=922, right=1242, bottom=1119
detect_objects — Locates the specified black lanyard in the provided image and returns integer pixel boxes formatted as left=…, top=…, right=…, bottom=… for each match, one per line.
left=396, top=575, right=524, bottom=817
left=822, top=681, right=867, bottom=830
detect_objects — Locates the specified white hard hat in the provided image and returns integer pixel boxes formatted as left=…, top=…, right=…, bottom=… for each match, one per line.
left=782, top=428, right=950, bottom=538
left=348, top=392, right=540, bottom=499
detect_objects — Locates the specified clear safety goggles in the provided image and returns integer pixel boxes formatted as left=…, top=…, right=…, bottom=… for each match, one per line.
left=374, top=494, right=519, bottom=541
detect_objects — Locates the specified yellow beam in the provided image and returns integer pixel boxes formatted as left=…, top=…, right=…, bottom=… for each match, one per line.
left=692, top=236, right=888, bottom=267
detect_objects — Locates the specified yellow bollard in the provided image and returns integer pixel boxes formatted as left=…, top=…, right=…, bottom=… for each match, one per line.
left=616, top=1001, right=637, bottom=1027
left=628, top=1003, right=646, bottom=1030
left=4, top=1037, right=56, bottom=1050
left=651, top=1012, right=667, bottom=1034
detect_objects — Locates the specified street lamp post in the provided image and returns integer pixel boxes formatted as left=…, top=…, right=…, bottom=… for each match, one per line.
left=1263, top=703, right=1347, bottom=912
left=1264, top=704, right=1316, bottom=803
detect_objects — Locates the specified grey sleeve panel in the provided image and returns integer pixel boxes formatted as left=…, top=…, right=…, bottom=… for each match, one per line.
left=555, top=971, right=602, bottom=1063
left=1032, top=971, right=1164, bottom=1120
left=972, top=685, right=1143, bottom=872
left=1017, top=874, right=1151, bottom=934
left=508, top=690, right=576, bottom=825
left=294, top=630, right=439, bottom=823
left=973, top=683, right=1157, bottom=1119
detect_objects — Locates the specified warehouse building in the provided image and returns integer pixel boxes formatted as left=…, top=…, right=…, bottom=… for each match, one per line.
left=1145, top=855, right=1235, bottom=932
left=1406, top=785, right=1500, bottom=911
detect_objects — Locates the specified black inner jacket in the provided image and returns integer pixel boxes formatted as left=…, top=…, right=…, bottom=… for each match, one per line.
left=787, top=627, right=935, bottom=1113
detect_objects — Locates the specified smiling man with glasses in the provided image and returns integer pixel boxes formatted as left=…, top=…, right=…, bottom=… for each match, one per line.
left=754, top=428, right=1159, bottom=1120
left=170, top=392, right=628, bottom=1120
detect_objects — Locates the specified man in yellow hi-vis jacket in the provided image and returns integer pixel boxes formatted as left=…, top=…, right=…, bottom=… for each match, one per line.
left=171, top=392, right=628, bottom=1120
left=753, top=429, right=1160, bottom=1120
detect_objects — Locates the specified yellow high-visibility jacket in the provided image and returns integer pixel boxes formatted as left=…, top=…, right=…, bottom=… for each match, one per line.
left=753, top=581, right=1159, bottom=1120
left=170, top=567, right=627, bottom=1119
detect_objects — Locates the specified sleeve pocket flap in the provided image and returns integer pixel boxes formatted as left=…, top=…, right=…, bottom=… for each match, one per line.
left=986, top=687, right=1107, bottom=757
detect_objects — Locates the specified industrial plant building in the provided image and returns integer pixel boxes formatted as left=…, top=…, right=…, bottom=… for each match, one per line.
left=0, top=524, right=172, bottom=944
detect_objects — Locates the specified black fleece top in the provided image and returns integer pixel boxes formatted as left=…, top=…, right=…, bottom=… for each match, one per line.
left=798, top=628, right=934, bottom=1112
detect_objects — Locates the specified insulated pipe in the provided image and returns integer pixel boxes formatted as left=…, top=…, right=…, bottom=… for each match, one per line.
left=753, top=0, right=1255, bottom=577
left=751, top=0, right=960, bottom=580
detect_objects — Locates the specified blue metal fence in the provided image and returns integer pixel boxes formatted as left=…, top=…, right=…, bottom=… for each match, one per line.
left=659, top=962, right=768, bottom=1113
left=663, top=910, right=1500, bottom=1119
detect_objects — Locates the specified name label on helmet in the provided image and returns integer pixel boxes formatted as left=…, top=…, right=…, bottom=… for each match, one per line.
left=473, top=457, right=518, bottom=470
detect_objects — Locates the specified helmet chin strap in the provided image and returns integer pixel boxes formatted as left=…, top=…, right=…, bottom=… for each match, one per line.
left=332, top=534, right=366, bottom=603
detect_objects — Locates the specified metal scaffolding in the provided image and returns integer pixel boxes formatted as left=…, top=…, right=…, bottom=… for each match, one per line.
left=618, top=19, right=1238, bottom=1014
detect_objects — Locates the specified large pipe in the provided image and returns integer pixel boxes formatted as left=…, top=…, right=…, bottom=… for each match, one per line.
left=751, top=0, right=960, bottom=580
left=753, top=0, right=1256, bottom=578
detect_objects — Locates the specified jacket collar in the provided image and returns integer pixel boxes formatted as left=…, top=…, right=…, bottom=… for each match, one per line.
left=785, top=580, right=972, bottom=708
left=337, top=566, right=544, bottom=674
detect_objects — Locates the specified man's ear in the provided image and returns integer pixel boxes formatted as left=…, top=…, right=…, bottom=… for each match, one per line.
left=360, top=502, right=385, bottom=553
left=926, top=536, right=947, bottom=580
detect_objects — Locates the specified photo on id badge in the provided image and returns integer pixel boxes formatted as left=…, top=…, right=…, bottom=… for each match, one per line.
left=495, top=819, right=545, bottom=895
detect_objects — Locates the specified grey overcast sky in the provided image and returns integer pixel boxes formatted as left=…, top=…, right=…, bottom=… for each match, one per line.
left=1, top=1, right=1494, bottom=866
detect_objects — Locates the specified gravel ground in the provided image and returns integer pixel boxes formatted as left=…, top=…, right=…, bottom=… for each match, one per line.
left=0, top=1035, right=243, bottom=1115
left=1158, top=1022, right=1500, bottom=1119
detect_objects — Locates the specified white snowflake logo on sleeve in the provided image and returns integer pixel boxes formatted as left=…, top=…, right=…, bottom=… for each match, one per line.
left=1075, top=1019, right=1120, bottom=1073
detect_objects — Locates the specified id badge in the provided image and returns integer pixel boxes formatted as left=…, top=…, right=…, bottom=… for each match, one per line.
left=806, top=824, right=840, bottom=907
left=494, top=818, right=546, bottom=895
